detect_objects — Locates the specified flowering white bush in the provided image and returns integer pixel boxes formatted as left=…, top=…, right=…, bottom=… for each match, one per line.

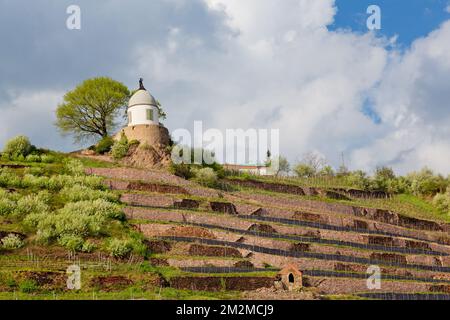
left=0, top=169, right=22, bottom=188
left=40, top=154, right=55, bottom=163
left=193, top=167, right=218, bottom=187
left=19, top=174, right=104, bottom=191
left=25, top=154, right=41, bottom=163
left=433, top=188, right=450, bottom=215
left=0, top=190, right=16, bottom=216
left=57, top=234, right=84, bottom=251
left=65, top=159, right=85, bottom=176
left=24, top=167, right=44, bottom=176
left=2, top=136, right=33, bottom=159
left=13, top=192, right=50, bottom=218
left=1, top=234, right=24, bottom=250
left=108, top=238, right=132, bottom=258
left=30, top=199, right=123, bottom=245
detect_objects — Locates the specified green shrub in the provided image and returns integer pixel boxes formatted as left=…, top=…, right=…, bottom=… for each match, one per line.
left=19, top=279, right=38, bottom=293
left=2, top=136, right=33, bottom=159
left=111, top=134, right=129, bottom=160
left=0, top=198, right=15, bottom=216
left=34, top=218, right=57, bottom=243
left=203, top=162, right=225, bottom=179
left=24, top=167, right=44, bottom=176
left=20, top=174, right=105, bottom=191
left=54, top=211, right=100, bottom=237
left=65, top=159, right=85, bottom=176
left=407, top=168, right=447, bottom=196
left=346, top=170, right=371, bottom=190
left=58, top=234, right=84, bottom=251
left=1, top=234, right=24, bottom=249
left=386, top=176, right=411, bottom=194
left=5, top=277, right=17, bottom=288
left=293, top=164, right=316, bottom=178
left=40, top=154, right=55, bottom=163
left=0, top=169, right=22, bottom=188
left=319, top=165, right=335, bottom=177
left=25, top=154, right=41, bottom=163
left=95, top=136, right=114, bottom=154
left=170, top=163, right=194, bottom=180
left=192, top=167, right=218, bottom=187
left=81, top=240, right=96, bottom=253
left=60, top=199, right=124, bottom=220
left=13, top=192, right=50, bottom=218
left=31, top=199, right=123, bottom=243
left=433, top=189, right=450, bottom=215
left=108, top=238, right=132, bottom=258
left=0, top=190, right=15, bottom=216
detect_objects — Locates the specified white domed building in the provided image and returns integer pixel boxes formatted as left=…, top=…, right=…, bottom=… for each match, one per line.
left=127, top=87, right=160, bottom=126
left=114, top=79, right=170, bottom=148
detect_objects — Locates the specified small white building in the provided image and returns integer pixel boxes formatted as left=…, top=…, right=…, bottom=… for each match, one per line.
left=223, top=164, right=273, bottom=176
left=114, top=79, right=170, bottom=148
left=127, top=80, right=160, bottom=127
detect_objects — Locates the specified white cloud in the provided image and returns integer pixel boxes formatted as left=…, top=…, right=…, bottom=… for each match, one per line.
left=0, top=90, right=75, bottom=151
left=350, top=21, right=450, bottom=174
left=134, top=0, right=391, bottom=170
left=1, top=0, right=449, bottom=175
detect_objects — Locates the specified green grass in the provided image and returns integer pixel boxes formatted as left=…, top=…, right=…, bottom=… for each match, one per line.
left=0, top=288, right=241, bottom=300
left=354, top=194, right=450, bottom=223
left=73, top=155, right=118, bottom=168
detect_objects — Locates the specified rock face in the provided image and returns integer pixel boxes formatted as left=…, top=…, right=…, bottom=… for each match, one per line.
left=210, top=202, right=238, bottom=215
left=174, top=199, right=200, bottom=209
left=189, top=244, right=242, bottom=258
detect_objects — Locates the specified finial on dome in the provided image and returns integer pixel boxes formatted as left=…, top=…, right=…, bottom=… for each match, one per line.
left=139, top=78, right=146, bottom=90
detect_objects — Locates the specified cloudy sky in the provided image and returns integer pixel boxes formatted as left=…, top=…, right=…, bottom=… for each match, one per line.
left=1, top=0, right=450, bottom=175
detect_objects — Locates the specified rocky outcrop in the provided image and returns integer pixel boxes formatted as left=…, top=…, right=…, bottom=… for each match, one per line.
left=290, top=243, right=311, bottom=253
left=189, top=244, right=242, bottom=258
left=174, top=199, right=200, bottom=209
left=145, top=240, right=172, bottom=254
left=210, top=202, right=238, bottom=215
left=248, top=224, right=277, bottom=234
left=106, top=179, right=189, bottom=195
left=370, top=253, right=407, bottom=264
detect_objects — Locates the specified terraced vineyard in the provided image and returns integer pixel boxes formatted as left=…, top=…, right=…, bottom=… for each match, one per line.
left=2, top=162, right=450, bottom=300
left=95, top=167, right=450, bottom=299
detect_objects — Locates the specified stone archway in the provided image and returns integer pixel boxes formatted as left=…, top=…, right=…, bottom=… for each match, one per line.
left=288, top=273, right=295, bottom=284
left=276, top=264, right=303, bottom=291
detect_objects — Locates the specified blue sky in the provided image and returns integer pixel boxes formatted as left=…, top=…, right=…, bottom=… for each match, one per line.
left=331, top=0, right=450, bottom=126
left=0, top=0, right=449, bottom=174
left=332, top=0, right=450, bottom=46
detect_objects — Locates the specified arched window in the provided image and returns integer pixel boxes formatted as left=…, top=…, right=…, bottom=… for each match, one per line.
left=288, top=273, right=295, bottom=284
